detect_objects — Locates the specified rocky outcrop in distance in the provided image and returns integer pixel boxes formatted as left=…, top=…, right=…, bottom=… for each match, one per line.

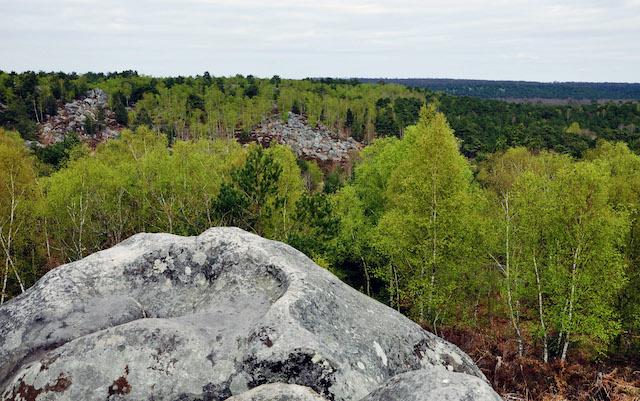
left=0, top=228, right=501, bottom=401
left=38, top=89, right=122, bottom=146
left=250, top=113, right=362, bottom=170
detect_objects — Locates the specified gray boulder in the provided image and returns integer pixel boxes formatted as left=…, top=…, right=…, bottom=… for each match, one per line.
left=361, top=368, right=503, bottom=401
left=0, top=227, right=500, bottom=401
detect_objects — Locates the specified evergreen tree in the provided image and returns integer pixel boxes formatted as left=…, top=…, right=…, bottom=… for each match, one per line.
left=113, top=97, right=128, bottom=125
left=374, top=106, right=399, bottom=137
left=213, top=145, right=282, bottom=235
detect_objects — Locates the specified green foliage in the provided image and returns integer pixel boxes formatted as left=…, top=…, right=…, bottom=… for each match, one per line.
left=213, top=145, right=303, bottom=239
left=83, top=114, right=97, bottom=136
left=583, top=141, right=640, bottom=353
left=374, top=106, right=399, bottom=137
left=361, top=78, right=640, bottom=100
left=566, top=121, right=582, bottom=135
left=393, top=97, right=423, bottom=129
left=287, top=193, right=339, bottom=263
left=33, top=134, right=81, bottom=169
left=42, top=127, right=244, bottom=260
left=112, top=96, right=128, bottom=125
left=0, top=129, right=42, bottom=302
left=374, top=106, right=483, bottom=324
left=480, top=147, right=629, bottom=360
left=299, top=160, right=324, bottom=193
left=3, top=71, right=639, bottom=158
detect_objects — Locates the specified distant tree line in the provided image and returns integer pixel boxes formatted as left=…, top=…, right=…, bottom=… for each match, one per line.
left=359, top=78, right=640, bottom=100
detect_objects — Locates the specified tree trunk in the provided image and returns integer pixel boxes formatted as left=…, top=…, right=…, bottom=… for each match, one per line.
left=503, top=192, right=524, bottom=357
left=561, top=246, right=580, bottom=364
left=360, top=255, right=371, bottom=297
left=429, top=174, right=438, bottom=320
left=0, top=174, right=25, bottom=301
left=533, top=255, right=548, bottom=363
left=33, top=98, right=40, bottom=123
left=0, top=258, right=9, bottom=304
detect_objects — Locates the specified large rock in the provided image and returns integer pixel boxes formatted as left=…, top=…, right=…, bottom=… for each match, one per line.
left=0, top=228, right=500, bottom=401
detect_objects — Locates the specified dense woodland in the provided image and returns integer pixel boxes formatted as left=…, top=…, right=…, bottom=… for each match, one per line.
left=2, top=71, right=640, bottom=399
left=360, top=78, right=640, bottom=101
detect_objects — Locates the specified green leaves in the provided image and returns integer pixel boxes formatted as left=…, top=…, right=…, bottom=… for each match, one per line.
left=0, top=129, right=41, bottom=302
left=482, top=147, right=629, bottom=360
left=335, top=105, right=484, bottom=324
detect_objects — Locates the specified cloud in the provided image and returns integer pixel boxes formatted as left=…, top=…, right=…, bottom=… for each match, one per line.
left=0, top=0, right=638, bottom=81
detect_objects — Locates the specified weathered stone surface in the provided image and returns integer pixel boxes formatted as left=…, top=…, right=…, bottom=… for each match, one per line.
left=361, top=368, right=503, bottom=401
left=223, top=383, right=326, bottom=401
left=0, top=228, right=499, bottom=401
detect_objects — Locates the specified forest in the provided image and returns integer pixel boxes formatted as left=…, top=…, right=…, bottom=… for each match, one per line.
left=359, top=78, right=640, bottom=101
left=2, top=71, right=640, bottom=163
left=2, top=71, right=640, bottom=399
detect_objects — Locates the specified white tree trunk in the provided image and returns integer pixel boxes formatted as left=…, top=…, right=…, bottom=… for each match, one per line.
left=533, top=255, right=548, bottom=363
left=561, top=246, right=580, bottom=364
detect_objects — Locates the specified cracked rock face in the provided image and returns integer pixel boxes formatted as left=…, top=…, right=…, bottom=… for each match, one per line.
left=0, top=228, right=500, bottom=401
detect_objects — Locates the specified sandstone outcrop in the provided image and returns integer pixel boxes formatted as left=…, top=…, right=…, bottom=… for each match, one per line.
left=0, top=228, right=500, bottom=401
left=39, top=89, right=122, bottom=146
left=250, top=114, right=362, bottom=170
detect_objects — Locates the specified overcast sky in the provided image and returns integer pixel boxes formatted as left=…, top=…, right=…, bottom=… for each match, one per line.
left=1, top=0, right=639, bottom=82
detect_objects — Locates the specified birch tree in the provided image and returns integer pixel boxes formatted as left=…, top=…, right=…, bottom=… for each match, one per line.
left=374, top=105, right=481, bottom=329
left=0, top=129, right=39, bottom=303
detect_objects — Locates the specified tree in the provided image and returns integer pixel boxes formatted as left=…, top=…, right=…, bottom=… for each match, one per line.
left=373, top=105, right=483, bottom=330
left=261, top=145, right=305, bottom=241
left=374, top=106, right=399, bottom=137
left=393, top=97, right=422, bottom=131
left=83, top=114, right=97, bottom=136
left=213, top=145, right=283, bottom=236
left=584, top=141, right=640, bottom=353
left=547, top=162, right=627, bottom=361
left=287, top=193, right=339, bottom=264
left=479, top=148, right=571, bottom=359
left=345, top=108, right=354, bottom=128
left=0, top=129, right=39, bottom=303
left=332, top=185, right=377, bottom=296
left=270, top=75, right=282, bottom=86
left=44, top=95, right=57, bottom=117
left=504, top=158, right=628, bottom=362
left=113, top=96, right=128, bottom=125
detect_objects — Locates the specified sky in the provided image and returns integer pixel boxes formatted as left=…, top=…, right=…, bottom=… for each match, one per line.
left=1, top=0, right=639, bottom=82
